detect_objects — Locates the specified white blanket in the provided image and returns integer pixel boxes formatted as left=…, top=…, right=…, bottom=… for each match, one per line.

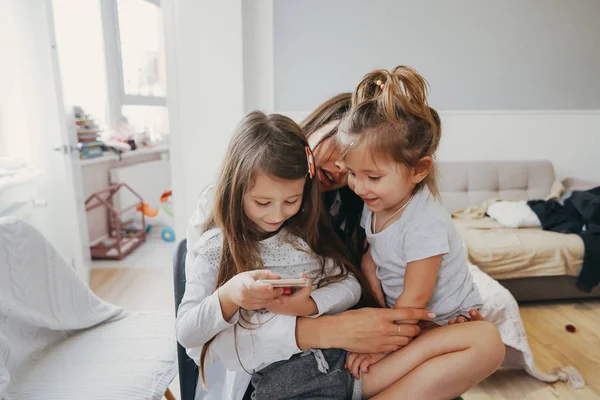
left=471, top=262, right=584, bottom=388
left=0, top=217, right=177, bottom=399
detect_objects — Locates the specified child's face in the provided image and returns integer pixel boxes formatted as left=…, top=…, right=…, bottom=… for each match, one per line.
left=344, top=149, right=418, bottom=213
left=243, top=172, right=305, bottom=232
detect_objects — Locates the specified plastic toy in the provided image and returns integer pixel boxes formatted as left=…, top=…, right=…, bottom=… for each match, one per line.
left=161, top=226, right=176, bottom=242
left=136, top=189, right=175, bottom=242
left=124, top=225, right=139, bottom=237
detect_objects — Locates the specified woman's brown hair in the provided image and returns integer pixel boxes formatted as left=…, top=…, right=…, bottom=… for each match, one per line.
left=199, top=111, right=377, bottom=385
left=300, top=93, right=366, bottom=264
left=301, top=92, right=351, bottom=143
left=338, top=65, right=442, bottom=198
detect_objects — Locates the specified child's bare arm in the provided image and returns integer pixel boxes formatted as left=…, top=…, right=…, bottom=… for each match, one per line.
left=362, top=250, right=386, bottom=307
left=394, top=254, right=442, bottom=323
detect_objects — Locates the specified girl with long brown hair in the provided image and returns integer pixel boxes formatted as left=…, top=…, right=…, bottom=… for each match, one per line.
left=177, top=111, right=382, bottom=399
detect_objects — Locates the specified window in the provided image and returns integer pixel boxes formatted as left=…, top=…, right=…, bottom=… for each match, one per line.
left=118, top=0, right=166, bottom=98
left=53, top=0, right=108, bottom=134
left=122, top=105, right=169, bottom=144
left=101, top=0, right=168, bottom=144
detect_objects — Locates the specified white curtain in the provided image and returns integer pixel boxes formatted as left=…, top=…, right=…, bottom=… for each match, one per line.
left=0, top=1, right=34, bottom=164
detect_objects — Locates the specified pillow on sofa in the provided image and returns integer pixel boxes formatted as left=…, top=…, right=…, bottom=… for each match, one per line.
left=487, top=200, right=542, bottom=228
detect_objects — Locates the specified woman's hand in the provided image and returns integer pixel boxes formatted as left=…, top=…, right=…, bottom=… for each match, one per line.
left=218, top=270, right=283, bottom=320
left=296, top=307, right=435, bottom=354
left=417, top=309, right=485, bottom=330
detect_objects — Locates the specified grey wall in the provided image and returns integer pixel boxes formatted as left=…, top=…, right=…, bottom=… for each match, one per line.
left=274, top=0, right=600, bottom=111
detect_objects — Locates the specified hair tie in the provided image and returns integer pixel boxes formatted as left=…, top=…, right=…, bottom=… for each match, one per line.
left=305, top=146, right=315, bottom=179
left=376, top=79, right=385, bottom=90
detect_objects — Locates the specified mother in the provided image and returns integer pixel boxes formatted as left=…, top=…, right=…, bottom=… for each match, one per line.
left=184, top=94, right=501, bottom=399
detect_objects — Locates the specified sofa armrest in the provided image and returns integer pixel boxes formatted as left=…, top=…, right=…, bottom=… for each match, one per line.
left=562, top=178, right=600, bottom=191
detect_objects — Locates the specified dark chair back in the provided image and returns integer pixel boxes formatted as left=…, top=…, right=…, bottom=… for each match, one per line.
left=173, top=239, right=199, bottom=400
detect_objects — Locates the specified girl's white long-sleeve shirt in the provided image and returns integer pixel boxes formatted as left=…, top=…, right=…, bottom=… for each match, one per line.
left=176, top=226, right=361, bottom=400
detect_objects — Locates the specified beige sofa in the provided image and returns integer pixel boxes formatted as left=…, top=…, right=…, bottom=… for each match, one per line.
left=438, top=160, right=600, bottom=302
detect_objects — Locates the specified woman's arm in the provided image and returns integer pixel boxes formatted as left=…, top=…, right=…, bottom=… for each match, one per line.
left=184, top=185, right=217, bottom=282
left=185, top=185, right=217, bottom=254
left=297, top=307, right=435, bottom=352
left=204, top=306, right=434, bottom=372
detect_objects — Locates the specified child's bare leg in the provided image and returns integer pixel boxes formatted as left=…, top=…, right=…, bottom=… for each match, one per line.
left=361, top=321, right=504, bottom=400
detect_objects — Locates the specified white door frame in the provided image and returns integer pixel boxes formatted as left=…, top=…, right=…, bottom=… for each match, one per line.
left=45, top=0, right=91, bottom=281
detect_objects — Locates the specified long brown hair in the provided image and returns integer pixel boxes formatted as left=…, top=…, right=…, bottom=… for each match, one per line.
left=199, top=111, right=377, bottom=385
left=300, top=93, right=366, bottom=264
left=338, top=65, right=442, bottom=198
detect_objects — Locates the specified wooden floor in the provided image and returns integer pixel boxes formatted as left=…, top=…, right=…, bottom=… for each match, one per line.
left=91, top=268, right=600, bottom=400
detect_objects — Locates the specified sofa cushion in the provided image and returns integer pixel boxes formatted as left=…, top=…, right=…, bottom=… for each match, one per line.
left=438, top=160, right=556, bottom=213
left=453, top=217, right=583, bottom=280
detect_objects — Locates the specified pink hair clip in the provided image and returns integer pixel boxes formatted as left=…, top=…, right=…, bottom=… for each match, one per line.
left=376, top=79, right=385, bottom=90
left=305, top=146, right=315, bottom=179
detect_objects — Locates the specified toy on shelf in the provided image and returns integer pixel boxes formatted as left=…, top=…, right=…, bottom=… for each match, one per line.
left=85, top=183, right=146, bottom=260
left=136, top=189, right=175, bottom=242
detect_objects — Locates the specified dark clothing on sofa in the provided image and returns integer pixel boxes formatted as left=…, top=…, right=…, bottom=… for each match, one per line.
left=528, top=187, right=600, bottom=292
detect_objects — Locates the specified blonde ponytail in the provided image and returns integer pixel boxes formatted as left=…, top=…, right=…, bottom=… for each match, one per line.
left=339, top=65, right=442, bottom=198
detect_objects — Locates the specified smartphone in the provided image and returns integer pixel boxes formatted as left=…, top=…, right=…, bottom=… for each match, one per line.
left=257, top=278, right=311, bottom=288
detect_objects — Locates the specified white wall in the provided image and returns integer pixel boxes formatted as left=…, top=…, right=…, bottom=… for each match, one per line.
left=274, top=0, right=600, bottom=111
left=437, top=111, right=600, bottom=183
left=284, top=110, right=600, bottom=184
left=162, top=0, right=245, bottom=238
left=242, top=0, right=274, bottom=113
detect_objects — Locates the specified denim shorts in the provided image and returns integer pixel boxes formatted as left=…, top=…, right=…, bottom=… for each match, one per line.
left=250, top=348, right=362, bottom=400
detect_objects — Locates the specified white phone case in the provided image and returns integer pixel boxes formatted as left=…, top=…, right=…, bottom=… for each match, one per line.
left=258, top=278, right=311, bottom=287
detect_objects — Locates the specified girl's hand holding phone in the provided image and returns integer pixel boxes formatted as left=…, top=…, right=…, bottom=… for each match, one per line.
left=218, top=270, right=284, bottom=319
left=265, top=274, right=317, bottom=317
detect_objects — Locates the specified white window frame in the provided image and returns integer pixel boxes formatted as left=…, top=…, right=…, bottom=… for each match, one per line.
left=99, top=0, right=166, bottom=129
